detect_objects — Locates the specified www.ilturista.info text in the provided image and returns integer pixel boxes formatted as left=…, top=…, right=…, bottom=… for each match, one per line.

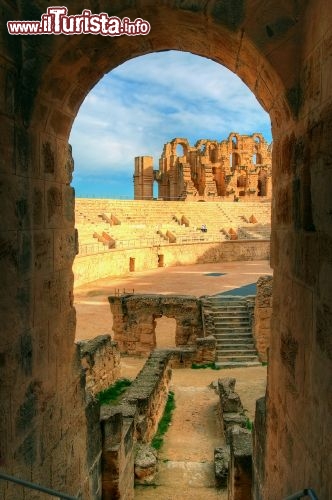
left=7, top=7, right=151, bottom=36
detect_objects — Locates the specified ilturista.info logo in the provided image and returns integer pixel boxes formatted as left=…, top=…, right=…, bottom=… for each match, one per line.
left=7, top=6, right=151, bottom=36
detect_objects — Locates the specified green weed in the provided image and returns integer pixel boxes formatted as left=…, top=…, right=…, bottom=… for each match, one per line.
left=151, top=391, right=176, bottom=450
left=97, top=378, right=132, bottom=405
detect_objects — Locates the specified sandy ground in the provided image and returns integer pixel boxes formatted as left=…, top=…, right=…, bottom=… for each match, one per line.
left=74, top=260, right=272, bottom=341
left=74, top=261, right=270, bottom=498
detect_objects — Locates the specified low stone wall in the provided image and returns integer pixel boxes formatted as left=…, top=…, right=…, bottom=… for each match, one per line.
left=194, top=335, right=217, bottom=364
left=76, top=334, right=121, bottom=397
left=228, top=427, right=253, bottom=500
left=253, top=276, right=273, bottom=362
left=100, top=350, right=172, bottom=498
left=100, top=408, right=135, bottom=499
left=109, top=293, right=203, bottom=355
left=215, top=378, right=253, bottom=499
left=73, top=240, right=270, bottom=287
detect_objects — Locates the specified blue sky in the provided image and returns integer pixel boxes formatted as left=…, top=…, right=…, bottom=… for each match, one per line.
left=70, top=50, right=272, bottom=199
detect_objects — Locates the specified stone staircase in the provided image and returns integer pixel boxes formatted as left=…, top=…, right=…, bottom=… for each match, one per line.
left=202, top=295, right=261, bottom=368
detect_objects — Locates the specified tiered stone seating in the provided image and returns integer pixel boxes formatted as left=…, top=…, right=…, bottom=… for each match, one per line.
left=75, top=199, right=271, bottom=254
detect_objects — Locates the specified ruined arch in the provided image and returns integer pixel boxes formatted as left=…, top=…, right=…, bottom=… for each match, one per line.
left=231, top=152, right=241, bottom=171
left=230, top=133, right=239, bottom=149
left=3, top=1, right=331, bottom=499
left=253, top=152, right=262, bottom=165
left=209, top=144, right=218, bottom=163
left=171, top=138, right=190, bottom=157
left=258, top=170, right=268, bottom=196
left=176, top=143, right=186, bottom=157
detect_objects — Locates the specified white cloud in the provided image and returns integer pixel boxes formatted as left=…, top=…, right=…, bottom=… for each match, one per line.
left=70, top=51, right=271, bottom=194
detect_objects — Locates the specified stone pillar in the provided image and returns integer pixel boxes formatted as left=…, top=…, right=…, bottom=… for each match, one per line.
left=134, top=156, right=154, bottom=200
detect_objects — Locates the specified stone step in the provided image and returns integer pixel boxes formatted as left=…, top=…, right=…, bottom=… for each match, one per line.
left=214, top=319, right=250, bottom=325
left=216, top=349, right=258, bottom=356
left=213, top=326, right=252, bottom=337
left=215, top=361, right=262, bottom=369
left=207, top=315, right=249, bottom=323
left=204, top=318, right=250, bottom=326
left=217, top=354, right=260, bottom=362
left=214, top=321, right=251, bottom=332
left=211, top=311, right=249, bottom=318
left=216, top=342, right=255, bottom=348
left=215, top=336, right=253, bottom=342
left=206, top=303, right=247, bottom=309
left=207, top=302, right=247, bottom=309
left=216, top=339, right=255, bottom=349
left=206, top=299, right=247, bottom=304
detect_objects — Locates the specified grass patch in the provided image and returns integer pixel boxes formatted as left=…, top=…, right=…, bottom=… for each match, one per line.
left=261, top=361, right=268, bottom=366
left=151, top=391, right=175, bottom=451
left=97, top=378, right=132, bottom=405
left=246, top=418, right=253, bottom=431
left=191, top=362, right=221, bottom=370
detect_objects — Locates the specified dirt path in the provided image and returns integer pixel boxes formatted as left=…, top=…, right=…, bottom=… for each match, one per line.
left=130, top=363, right=266, bottom=499
left=135, top=384, right=226, bottom=500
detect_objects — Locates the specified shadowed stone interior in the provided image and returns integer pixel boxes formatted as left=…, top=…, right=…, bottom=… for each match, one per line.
left=1, top=1, right=332, bottom=498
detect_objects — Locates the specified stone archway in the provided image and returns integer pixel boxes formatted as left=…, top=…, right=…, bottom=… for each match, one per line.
left=1, top=2, right=331, bottom=499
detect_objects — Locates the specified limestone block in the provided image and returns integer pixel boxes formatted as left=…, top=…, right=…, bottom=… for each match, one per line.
left=214, top=446, right=230, bottom=488
left=224, top=416, right=247, bottom=444
left=46, top=183, right=63, bottom=229
left=228, top=427, right=253, bottom=500
left=0, top=116, right=14, bottom=174
left=218, top=378, right=243, bottom=413
left=134, top=444, right=158, bottom=483
left=77, top=334, right=121, bottom=397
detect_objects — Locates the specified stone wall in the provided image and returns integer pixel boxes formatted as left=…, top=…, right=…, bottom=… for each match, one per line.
left=109, top=293, right=203, bottom=354
left=76, top=335, right=121, bottom=398
left=1, top=1, right=332, bottom=499
left=73, top=240, right=270, bottom=287
left=215, top=378, right=252, bottom=499
left=100, top=350, right=172, bottom=498
left=253, top=276, right=273, bottom=362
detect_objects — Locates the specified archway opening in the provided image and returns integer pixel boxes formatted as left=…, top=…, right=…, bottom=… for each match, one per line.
left=155, top=316, right=177, bottom=348
left=70, top=49, right=273, bottom=349
left=176, top=143, right=185, bottom=157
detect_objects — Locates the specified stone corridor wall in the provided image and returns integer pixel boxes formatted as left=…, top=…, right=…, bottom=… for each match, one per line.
left=253, top=276, right=273, bottom=362
left=1, top=1, right=332, bottom=499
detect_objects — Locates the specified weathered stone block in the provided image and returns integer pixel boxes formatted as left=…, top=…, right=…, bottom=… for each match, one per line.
left=134, top=444, right=157, bottom=483
left=218, top=378, right=243, bottom=413
left=214, top=446, right=230, bottom=488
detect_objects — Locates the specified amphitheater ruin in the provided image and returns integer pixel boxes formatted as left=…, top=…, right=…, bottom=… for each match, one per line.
left=134, top=133, right=272, bottom=201
left=1, top=1, right=332, bottom=500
